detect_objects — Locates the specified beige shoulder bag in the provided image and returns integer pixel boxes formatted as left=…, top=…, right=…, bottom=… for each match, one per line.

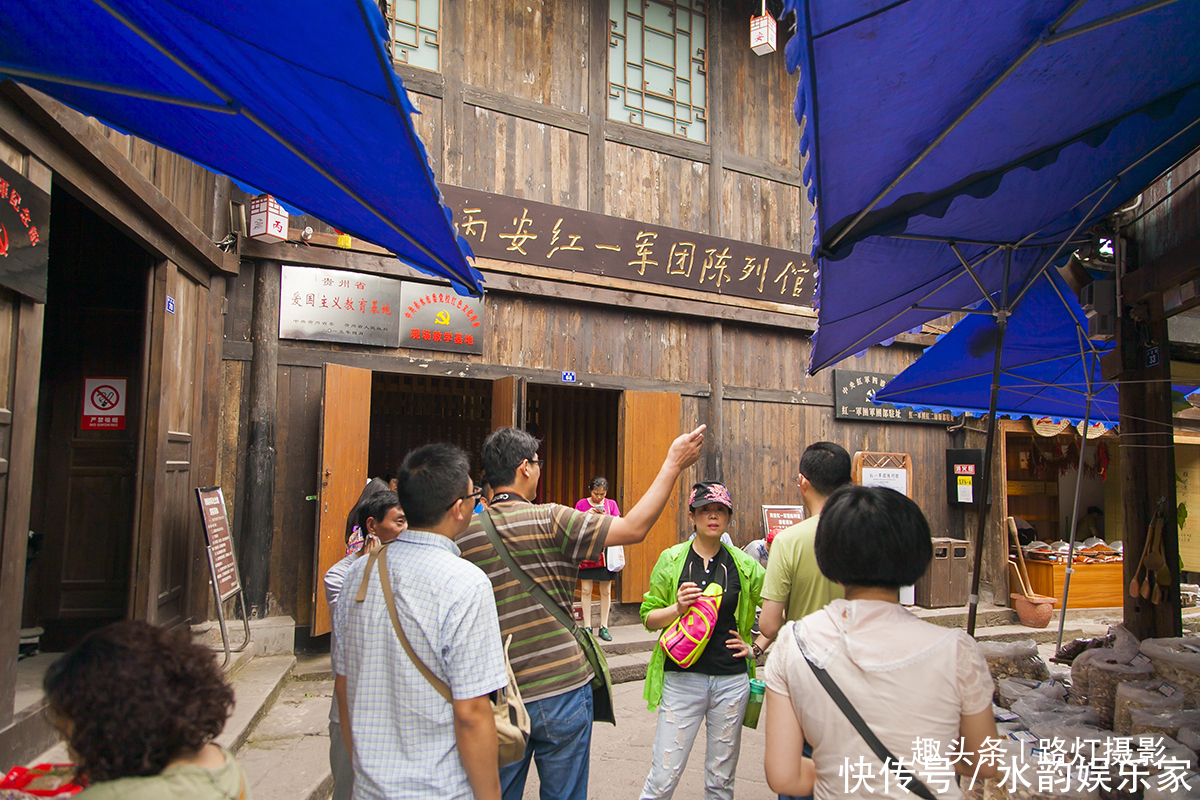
left=354, top=541, right=530, bottom=765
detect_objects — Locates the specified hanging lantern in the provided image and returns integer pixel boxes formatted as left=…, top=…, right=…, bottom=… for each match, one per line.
left=751, top=8, right=776, bottom=55
left=248, top=194, right=289, bottom=243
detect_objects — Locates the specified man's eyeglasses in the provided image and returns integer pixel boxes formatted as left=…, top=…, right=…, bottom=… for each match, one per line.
left=529, top=458, right=545, bottom=468
left=447, top=487, right=484, bottom=511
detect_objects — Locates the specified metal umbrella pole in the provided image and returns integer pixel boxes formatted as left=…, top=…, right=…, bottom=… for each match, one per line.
left=967, top=248, right=1012, bottom=637
left=1056, top=348, right=1096, bottom=651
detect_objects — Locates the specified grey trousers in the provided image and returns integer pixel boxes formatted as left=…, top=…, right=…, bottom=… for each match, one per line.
left=329, top=721, right=353, bottom=800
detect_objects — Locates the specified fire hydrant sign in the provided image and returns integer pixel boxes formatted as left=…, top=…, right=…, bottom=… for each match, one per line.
left=82, top=378, right=126, bottom=430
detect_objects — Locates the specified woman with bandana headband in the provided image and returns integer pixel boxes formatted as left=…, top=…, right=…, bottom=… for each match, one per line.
left=638, top=481, right=766, bottom=800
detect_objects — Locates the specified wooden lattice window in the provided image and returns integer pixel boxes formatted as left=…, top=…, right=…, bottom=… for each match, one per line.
left=609, top=0, right=708, bottom=142
left=386, top=0, right=440, bottom=72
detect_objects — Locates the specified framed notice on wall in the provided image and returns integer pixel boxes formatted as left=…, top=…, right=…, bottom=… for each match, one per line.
left=854, top=451, right=913, bottom=498
left=762, top=505, right=806, bottom=538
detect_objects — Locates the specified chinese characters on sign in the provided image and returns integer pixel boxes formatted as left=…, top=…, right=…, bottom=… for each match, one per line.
left=81, top=378, right=127, bottom=431
left=279, top=265, right=403, bottom=347
left=761, top=505, right=805, bottom=538
left=278, top=265, right=487, bottom=354
left=0, top=161, right=51, bottom=302
left=197, top=488, right=241, bottom=600
left=439, top=185, right=815, bottom=307
left=833, top=369, right=957, bottom=426
left=399, top=282, right=484, bottom=355
left=839, top=735, right=1195, bottom=796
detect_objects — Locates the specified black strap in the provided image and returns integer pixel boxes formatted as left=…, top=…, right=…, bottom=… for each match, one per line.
left=490, top=491, right=527, bottom=505
left=479, top=510, right=578, bottom=633
left=799, top=635, right=939, bottom=800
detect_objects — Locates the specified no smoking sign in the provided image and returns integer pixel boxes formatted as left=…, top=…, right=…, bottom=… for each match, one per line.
left=82, top=377, right=127, bottom=431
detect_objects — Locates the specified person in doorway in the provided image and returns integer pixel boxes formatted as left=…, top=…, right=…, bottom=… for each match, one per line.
left=324, top=477, right=399, bottom=800
left=43, top=620, right=248, bottom=799
left=639, top=481, right=765, bottom=800
left=758, top=442, right=853, bottom=641
left=763, top=486, right=998, bottom=799
left=575, top=476, right=624, bottom=642
left=333, top=457, right=508, bottom=800
left=457, top=424, right=705, bottom=800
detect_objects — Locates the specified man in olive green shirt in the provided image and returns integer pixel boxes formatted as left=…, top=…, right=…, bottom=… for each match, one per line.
left=759, top=442, right=852, bottom=639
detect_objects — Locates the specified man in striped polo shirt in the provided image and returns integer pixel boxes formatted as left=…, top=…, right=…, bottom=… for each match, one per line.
left=457, top=424, right=705, bottom=800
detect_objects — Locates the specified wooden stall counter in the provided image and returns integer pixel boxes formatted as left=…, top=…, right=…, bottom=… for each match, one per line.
left=1024, top=559, right=1124, bottom=609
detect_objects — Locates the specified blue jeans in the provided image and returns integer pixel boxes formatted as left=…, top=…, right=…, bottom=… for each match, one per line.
left=641, top=671, right=751, bottom=800
left=778, top=741, right=814, bottom=800
left=500, top=683, right=593, bottom=800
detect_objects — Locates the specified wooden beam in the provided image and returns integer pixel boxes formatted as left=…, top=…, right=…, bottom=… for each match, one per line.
left=724, top=153, right=807, bottom=189
left=393, top=63, right=446, bottom=98
left=1119, top=307, right=1182, bottom=639
left=708, top=321, right=724, bottom=480
left=0, top=299, right=42, bottom=729
left=588, top=0, right=608, bottom=214
left=240, top=259, right=281, bottom=615
left=604, top=120, right=711, bottom=164
left=462, top=85, right=589, bottom=135
left=6, top=86, right=233, bottom=277
left=1123, top=230, right=1200, bottom=312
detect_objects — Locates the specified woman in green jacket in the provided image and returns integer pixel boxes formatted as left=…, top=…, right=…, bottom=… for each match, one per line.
left=639, top=481, right=766, bottom=800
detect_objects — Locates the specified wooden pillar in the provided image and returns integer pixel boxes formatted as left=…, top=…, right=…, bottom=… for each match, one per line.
left=0, top=299, right=43, bottom=730
left=240, top=259, right=280, bottom=617
left=707, top=321, right=724, bottom=481
left=587, top=0, right=608, bottom=214
left=1117, top=301, right=1181, bottom=640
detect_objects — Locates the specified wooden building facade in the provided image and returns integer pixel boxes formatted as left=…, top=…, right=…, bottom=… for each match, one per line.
left=0, top=2, right=1017, bottom=769
left=0, top=84, right=236, bottom=765
left=216, top=0, right=1010, bottom=637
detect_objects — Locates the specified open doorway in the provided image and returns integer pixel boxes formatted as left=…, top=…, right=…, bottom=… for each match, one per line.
left=368, top=373, right=494, bottom=479
left=525, top=384, right=620, bottom=508
left=23, top=188, right=150, bottom=652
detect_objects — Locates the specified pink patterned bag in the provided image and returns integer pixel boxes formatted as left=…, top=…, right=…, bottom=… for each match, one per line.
left=659, top=581, right=723, bottom=668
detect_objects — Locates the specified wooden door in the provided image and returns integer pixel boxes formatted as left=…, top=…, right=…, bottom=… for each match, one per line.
left=617, top=391, right=681, bottom=602
left=311, top=364, right=371, bottom=635
left=491, top=375, right=526, bottom=430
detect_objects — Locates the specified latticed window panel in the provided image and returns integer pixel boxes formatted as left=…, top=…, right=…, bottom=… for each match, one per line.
left=609, top=0, right=708, bottom=142
left=387, top=0, right=440, bottom=72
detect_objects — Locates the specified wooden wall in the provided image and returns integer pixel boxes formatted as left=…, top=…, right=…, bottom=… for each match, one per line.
left=88, top=120, right=219, bottom=238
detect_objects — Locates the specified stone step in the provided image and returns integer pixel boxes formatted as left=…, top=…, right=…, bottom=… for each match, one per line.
left=236, top=676, right=335, bottom=800
left=215, top=654, right=297, bottom=754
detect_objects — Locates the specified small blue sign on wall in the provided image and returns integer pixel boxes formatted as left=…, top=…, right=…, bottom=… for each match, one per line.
left=166, top=296, right=176, bottom=314
left=1146, top=345, right=1161, bottom=369
left=561, top=371, right=577, bottom=383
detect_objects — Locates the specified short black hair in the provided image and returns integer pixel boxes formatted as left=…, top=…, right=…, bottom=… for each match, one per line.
left=799, top=441, right=852, bottom=496
left=44, top=621, right=233, bottom=783
left=588, top=476, right=609, bottom=491
left=358, top=491, right=402, bottom=534
left=814, top=485, right=932, bottom=588
left=395, top=443, right=471, bottom=529
left=481, top=427, right=541, bottom=488
left=346, top=477, right=392, bottom=542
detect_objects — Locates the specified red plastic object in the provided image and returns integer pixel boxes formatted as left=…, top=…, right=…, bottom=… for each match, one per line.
left=0, top=764, right=85, bottom=796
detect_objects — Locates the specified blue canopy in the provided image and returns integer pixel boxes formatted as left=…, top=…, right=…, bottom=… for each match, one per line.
left=782, top=0, right=1200, bottom=371
left=0, top=0, right=481, bottom=295
left=874, top=270, right=1117, bottom=424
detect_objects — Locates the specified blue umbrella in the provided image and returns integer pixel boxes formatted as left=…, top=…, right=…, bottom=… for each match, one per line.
left=781, top=0, right=1200, bottom=632
left=0, top=0, right=481, bottom=294
left=876, top=269, right=1112, bottom=646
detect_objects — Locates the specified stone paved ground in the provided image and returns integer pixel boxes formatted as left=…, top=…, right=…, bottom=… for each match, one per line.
left=521, top=679, right=775, bottom=800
